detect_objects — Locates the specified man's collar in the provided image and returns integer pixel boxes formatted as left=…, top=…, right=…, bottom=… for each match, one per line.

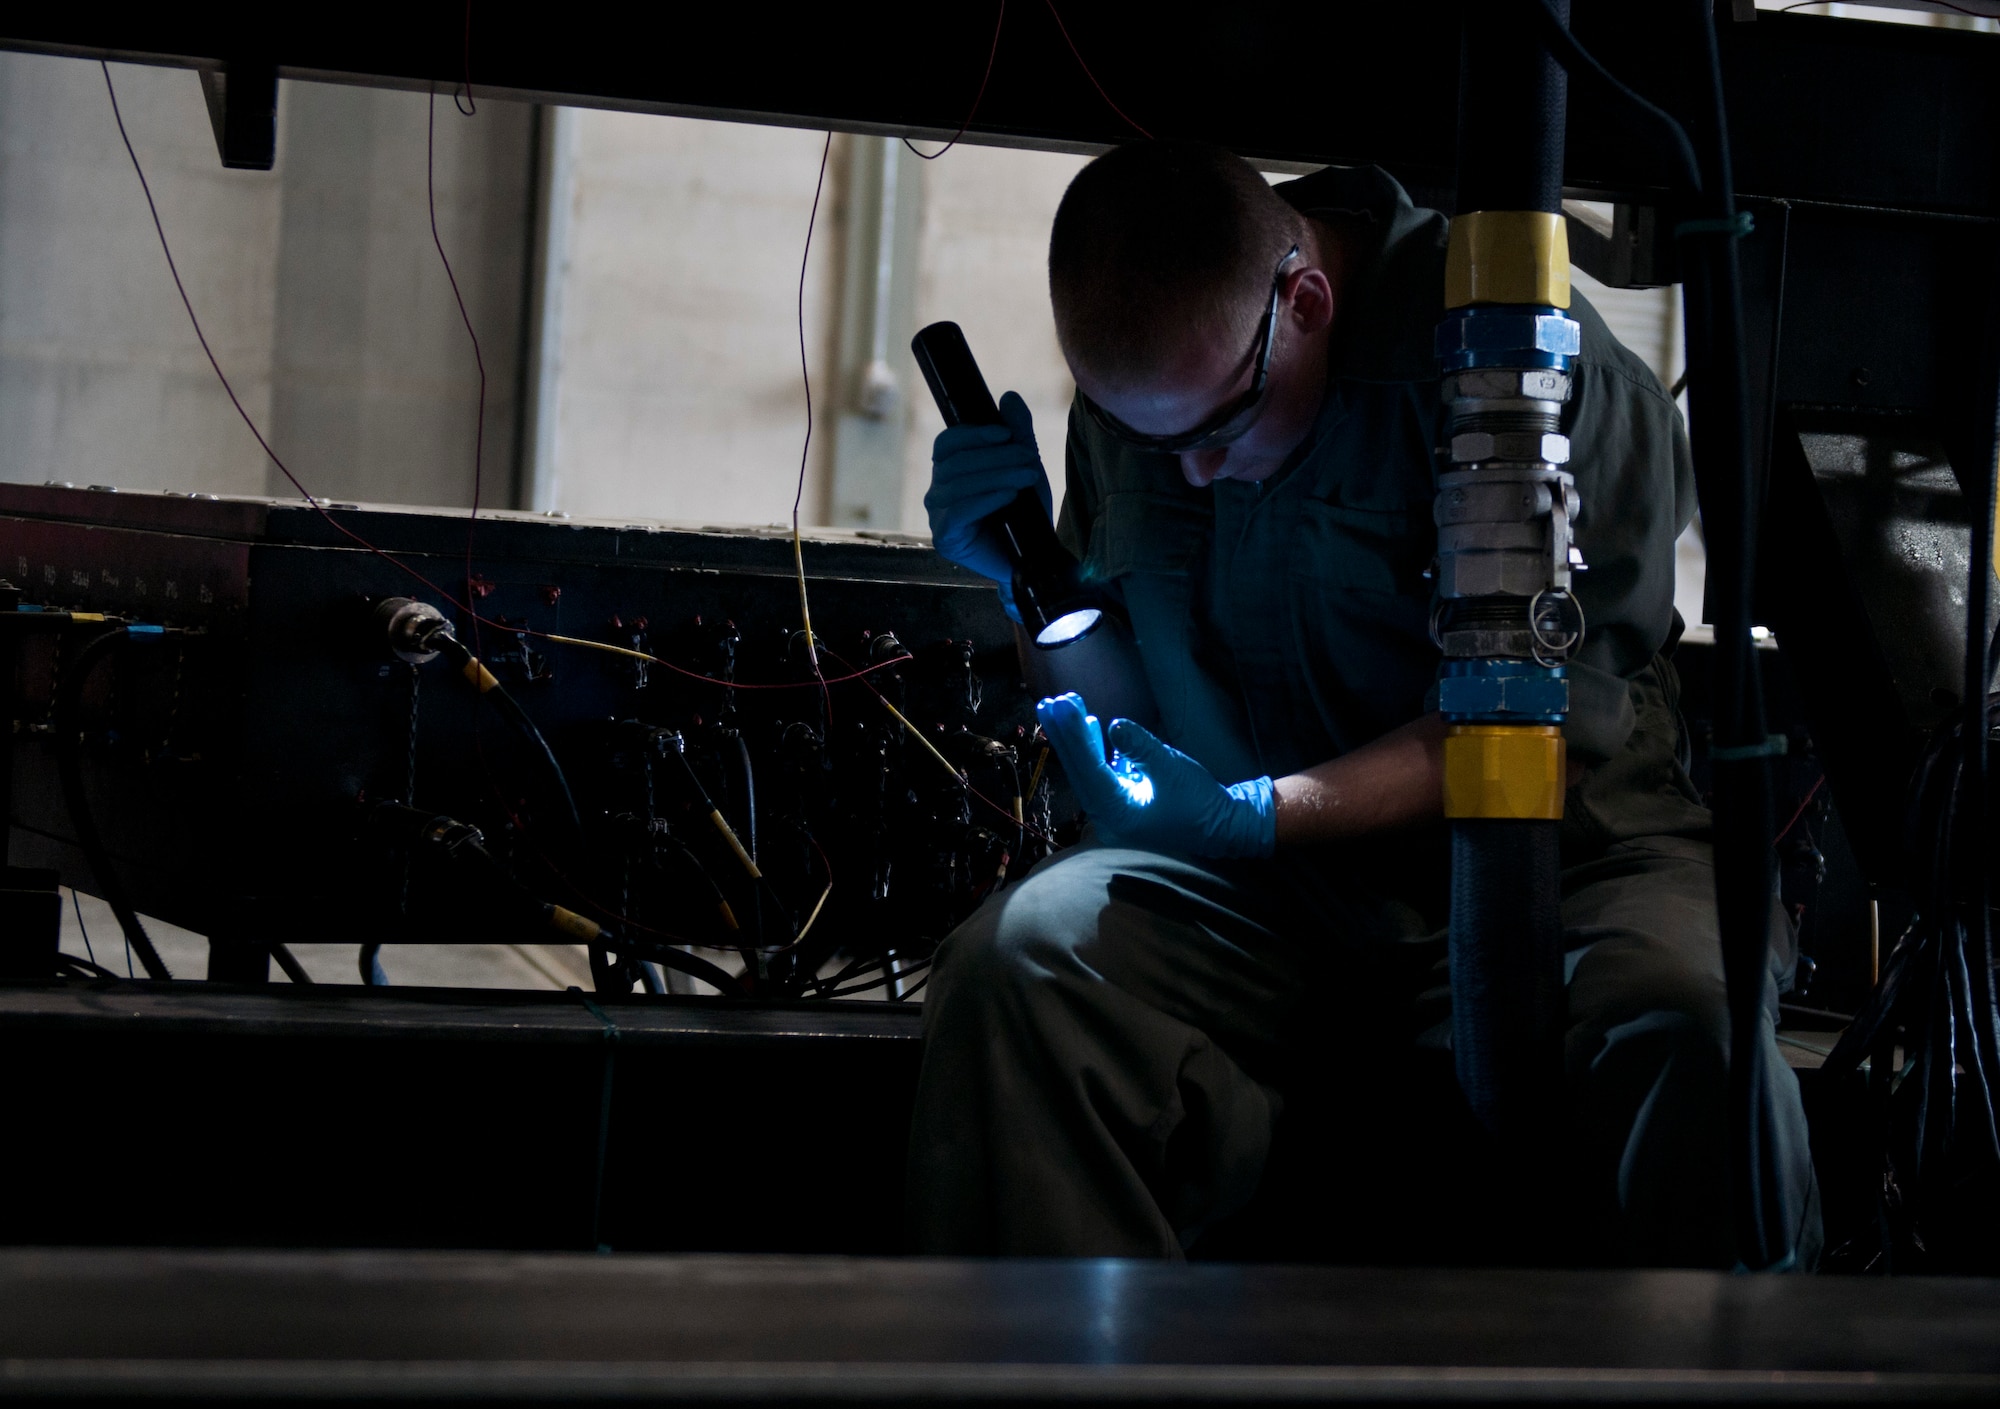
left=1275, top=165, right=1449, bottom=385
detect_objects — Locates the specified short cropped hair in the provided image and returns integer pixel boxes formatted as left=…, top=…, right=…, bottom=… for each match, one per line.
left=1049, top=140, right=1305, bottom=389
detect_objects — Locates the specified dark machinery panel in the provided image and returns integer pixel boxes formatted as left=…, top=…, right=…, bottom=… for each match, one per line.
left=1, top=484, right=1070, bottom=996
left=1761, top=412, right=2000, bottom=886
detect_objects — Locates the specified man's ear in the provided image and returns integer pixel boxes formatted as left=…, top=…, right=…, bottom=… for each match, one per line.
left=1288, top=268, right=1337, bottom=338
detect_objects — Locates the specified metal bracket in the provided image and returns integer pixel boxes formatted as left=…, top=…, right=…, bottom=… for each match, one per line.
left=197, top=59, right=278, bottom=171
left=1561, top=201, right=1680, bottom=290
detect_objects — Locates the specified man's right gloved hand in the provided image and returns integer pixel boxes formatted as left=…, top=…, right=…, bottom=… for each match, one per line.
left=923, top=390, right=1051, bottom=623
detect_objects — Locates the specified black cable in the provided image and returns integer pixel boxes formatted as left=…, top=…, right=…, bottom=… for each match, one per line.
left=358, top=943, right=389, bottom=986
left=650, top=829, right=760, bottom=975
left=613, top=933, right=749, bottom=998
left=805, top=949, right=936, bottom=999
left=1825, top=692, right=2000, bottom=1243
left=55, top=953, right=123, bottom=981
left=1959, top=120, right=2000, bottom=1226
left=1523, top=0, right=1701, bottom=196
left=430, top=634, right=583, bottom=841
left=817, top=959, right=934, bottom=1001
left=808, top=950, right=892, bottom=995
left=52, top=629, right=170, bottom=980
left=733, top=732, right=764, bottom=947
left=1530, top=0, right=1784, bottom=1268
left=1681, top=0, right=1784, bottom=1274
left=483, top=679, right=583, bottom=838
left=268, top=942, right=312, bottom=985
left=70, top=887, right=95, bottom=967
left=733, top=733, right=759, bottom=866
left=1002, top=750, right=1025, bottom=866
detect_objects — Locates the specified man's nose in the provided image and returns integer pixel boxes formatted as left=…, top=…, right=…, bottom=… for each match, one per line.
left=1180, top=449, right=1228, bottom=487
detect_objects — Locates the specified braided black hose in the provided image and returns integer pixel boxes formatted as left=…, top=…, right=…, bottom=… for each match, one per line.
left=1449, top=820, right=1565, bottom=1138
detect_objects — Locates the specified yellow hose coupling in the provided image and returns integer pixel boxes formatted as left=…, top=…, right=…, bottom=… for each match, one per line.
left=1445, top=210, right=1571, bottom=310
left=1443, top=724, right=1565, bottom=820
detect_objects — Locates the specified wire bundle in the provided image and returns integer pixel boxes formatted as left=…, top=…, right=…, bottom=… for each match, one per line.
left=1823, top=674, right=2000, bottom=1268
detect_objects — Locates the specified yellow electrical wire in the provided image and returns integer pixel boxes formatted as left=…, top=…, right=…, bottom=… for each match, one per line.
left=791, top=878, right=833, bottom=947
left=1025, top=743, right=1052, bottom=803
left=792, top=526, right=818, bottom=657
left=539, top=632, right=656, bottom=664
left=876, top=692, right=968, bottom=784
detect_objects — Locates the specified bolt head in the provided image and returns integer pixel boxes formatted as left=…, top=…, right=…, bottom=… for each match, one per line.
left=1443, top=368, right=1571, bottom=402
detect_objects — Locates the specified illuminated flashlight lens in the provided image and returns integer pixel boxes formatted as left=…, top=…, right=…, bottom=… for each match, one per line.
left=1034, top=607, right=1103, bottom=648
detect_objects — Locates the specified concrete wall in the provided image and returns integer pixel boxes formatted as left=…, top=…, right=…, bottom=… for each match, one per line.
left=265, top=83, right=534, bottom=508
left=529, top=115, right=1084, bottom=535
left=900, top=143, right=1088, bottom=532
left=0, top=54, right=279, bottom=495
left=529, top=112, right=846, bottom=528
left=0, top=52, right=534, bottom=509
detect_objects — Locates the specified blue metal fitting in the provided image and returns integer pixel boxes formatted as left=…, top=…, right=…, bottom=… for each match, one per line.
left=1434, top=305, right=1580, bottom=372
left=1438, top=658, right=1569, bottom=723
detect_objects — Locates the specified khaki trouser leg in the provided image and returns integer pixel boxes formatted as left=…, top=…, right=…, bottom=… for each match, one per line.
left=1560, top=836, right=1822, bottom=1268
left=906, top=843, right=1322, bottom=1257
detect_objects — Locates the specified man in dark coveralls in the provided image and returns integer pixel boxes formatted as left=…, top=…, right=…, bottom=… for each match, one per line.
left=909, top=140, right=1818, bottom=1266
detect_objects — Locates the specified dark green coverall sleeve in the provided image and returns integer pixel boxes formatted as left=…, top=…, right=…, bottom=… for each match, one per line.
left=1055, top=410, right=1099, bottom=563
left=1556, top=292, right=1715, bottom=853
left=1561, top=295, right=1698, bottom=765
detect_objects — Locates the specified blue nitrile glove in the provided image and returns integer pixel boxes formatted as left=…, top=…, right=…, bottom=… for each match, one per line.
left=1037, top=692, right=1277, bottom=859
left=924, top=390, right=1051, bottom=623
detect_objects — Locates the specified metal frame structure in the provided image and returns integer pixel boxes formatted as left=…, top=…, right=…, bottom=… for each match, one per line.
left=0, top=3, right=1993, bottom=214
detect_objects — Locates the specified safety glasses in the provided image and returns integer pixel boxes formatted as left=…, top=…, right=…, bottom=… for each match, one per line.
left=1078, top=244, right=1301, bottom=455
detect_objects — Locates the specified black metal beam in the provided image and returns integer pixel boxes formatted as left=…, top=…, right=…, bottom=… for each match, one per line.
left=0, top=982, right=924, bottom=1253
left=196, top=57, right=278, bottom=171
left=2, top=3, right=1996, bottom=215
left=3, top=1245, right=2000, bottom=1403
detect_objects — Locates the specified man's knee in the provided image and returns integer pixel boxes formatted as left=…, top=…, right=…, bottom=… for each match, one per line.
left=1567, top=925, right=1732, bottom=1075
left=927, top=851, right=1107, bottom=1025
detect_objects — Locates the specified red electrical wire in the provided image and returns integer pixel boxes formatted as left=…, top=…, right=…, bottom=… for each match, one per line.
left=1773, top=773, right=1825, bottom=847
left=639, top=652, right=912, bottom=692
left=904, top=1, right=1008, bottom=160
left=427, top=84, right=490, bottom=650
left=1043, top=0, right=1153, bottom=140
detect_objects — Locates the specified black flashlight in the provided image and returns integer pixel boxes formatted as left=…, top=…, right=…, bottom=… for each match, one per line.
left=911, top=321, right=1103, bottom=649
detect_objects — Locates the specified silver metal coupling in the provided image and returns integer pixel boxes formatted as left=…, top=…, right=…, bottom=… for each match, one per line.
left=1433, top=363, right=1586, bottom=669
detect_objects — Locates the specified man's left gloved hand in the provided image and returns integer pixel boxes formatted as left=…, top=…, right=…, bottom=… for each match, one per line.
left=1037, top=692, right=1276, bottom=859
